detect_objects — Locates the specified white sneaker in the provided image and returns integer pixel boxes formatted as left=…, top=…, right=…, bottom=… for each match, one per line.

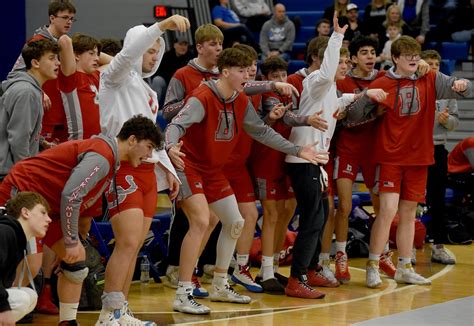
left=366, top=260, right=382, bottom=288
left=95, top=308, right=121, bottom=326
left=173, top=294, right=211, bottom=315
left=231, top=264, right=263, bottom=293
left=431, top=244, right=456, bottom=264
left=121, top=302, right=157, bottom=325
left=320, top=260, right=337, bottom=283
left=164, top=265, right=179, bottom=289
left=394, top=264, right=431, bottom=285
left=210, top=283, right=251, bottom=303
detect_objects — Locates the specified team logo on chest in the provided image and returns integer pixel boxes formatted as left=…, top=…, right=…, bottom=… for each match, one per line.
left=215, top=109, right=235, bottom=141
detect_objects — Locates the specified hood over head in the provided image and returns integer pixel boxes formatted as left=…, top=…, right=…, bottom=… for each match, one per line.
left=123, top=25, right=165, bottom=79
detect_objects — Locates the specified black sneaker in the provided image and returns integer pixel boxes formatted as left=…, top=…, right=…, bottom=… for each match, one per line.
left=58, top=320, right=79, bottom=326
left=446, top=224, right=473, bottom=245
left=275, top=272, right=289, bottom=286
left=260, top=278, right=285, bottom=295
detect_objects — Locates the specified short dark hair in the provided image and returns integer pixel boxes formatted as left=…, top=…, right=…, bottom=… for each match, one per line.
left=23, top=38, right=60, bottom=70
left=217, top=48, right=252, bottom=72
left=316, top=18, right=330, bottom=28
left=72, top=33, right=101, bottom=56
left=260, top=56, right=288, bottom=77
left=306, top=36, right=329, bottom=65
left=117, top=115, right=163, bottom=150
left=6, top=192, right=50, bottom=219
left=348, top=35, right=379, bottom=59
left=48, top=0, right=76, bottom=16
left=100, top=38, right=122, bottom=56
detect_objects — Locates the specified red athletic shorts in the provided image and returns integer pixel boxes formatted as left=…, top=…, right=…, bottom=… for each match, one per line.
left=334, top=156, right=376, bottom=189
left=224, top=165, right=256, bottom=203
left=178, top=165, right=234, bottom=204
left=374, top=164, right=428, bottom=202
left=107, top=162, right=157, bottom=218
left=254, top=175, right=294, bottom=201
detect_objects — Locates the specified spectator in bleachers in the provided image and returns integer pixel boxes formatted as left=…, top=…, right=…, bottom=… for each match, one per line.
left=259, top=3, right=295, bottom=61
left=396, top=0, right=429, bottom=44
left=343, top=3, right=363, bottom=42
left=323, top=0, right=350, bottom=25
left=151, top=34, right=194, bottom=106
left=377, top=22, right=401, bottom=68
left=230, top=0, right=271, bottom=33
left=100, top=38, right=122, bottom=56
left=362, top=0, right=393, bottom=47
left=315, top=19, right=331, bottom=37
left=378, top=4, right=411, bottom=52
left=211, top=0, right=259, bottom=49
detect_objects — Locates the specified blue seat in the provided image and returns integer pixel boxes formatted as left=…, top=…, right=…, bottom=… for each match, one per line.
left=295, top=26, right=315, bottom=44
left=288, top=60, right=307, bottom=74
left=440, top=59, right=455, bottom=75
left=352, top=191, right=372, bottom=204
left=440, top=42, right=469, bottom=60
left=287, top=11, right=323, bottom=26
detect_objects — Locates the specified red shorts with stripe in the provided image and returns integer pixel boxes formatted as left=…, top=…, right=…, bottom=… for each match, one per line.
left=178, top=165, right=234, bottom=204
left=324, top=156, right=336, bottom=196
left=254, top=175, right=294, bottom=201
left=107, top=162, right=157, bottom=218
left=334, top=156, right=376, bottom=189
left=224, top=166, right=256, bottom=203
left=374, top=164, right=428, bottom=202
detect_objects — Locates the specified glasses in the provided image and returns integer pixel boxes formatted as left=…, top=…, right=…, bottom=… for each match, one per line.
left=54, top=15, right=77, bottom=23
left=401, top=54, right=420, bottom=61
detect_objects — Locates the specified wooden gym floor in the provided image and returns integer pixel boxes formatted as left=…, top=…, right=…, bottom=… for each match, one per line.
left=30, top=243, right=473, bottom=325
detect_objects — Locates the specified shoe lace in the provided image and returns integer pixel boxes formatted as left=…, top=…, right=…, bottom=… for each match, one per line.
left=298, top=279, right=315, bottom=292
left=336, top=253, right=348, bottom=272
left=381, top=251, right=396, bottom=268
left=191, top=274, right=202, bottom=289
left=186, top=295, right=203, bottom=307
left=239, top=265, right=255, bottom=282
left=224, top=283, right=241, bottom=296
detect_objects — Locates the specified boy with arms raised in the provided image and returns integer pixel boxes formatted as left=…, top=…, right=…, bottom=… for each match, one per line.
left=365, top=36, right=471, bottom=288
left=166, top=47, right=327, bottom=314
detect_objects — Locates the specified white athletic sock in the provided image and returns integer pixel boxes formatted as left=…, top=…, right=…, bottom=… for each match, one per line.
left=236, top=254, right=249, bottom=267
left=368, top=253, right=380, bottom=262
left=397, top=257, right=412, bottom=268
left=273, top=253, right=280, bottom=273
left=260, top=256, right=274, bottom=281
left=319, top=252, right=330, bottom=265
left=176, top=281, right=192, bottom=295
left=335, top=241, right=347, bottom=253
left=59, top=302, right=79, bottom=322
left=212, top=272, right=228, bottom=288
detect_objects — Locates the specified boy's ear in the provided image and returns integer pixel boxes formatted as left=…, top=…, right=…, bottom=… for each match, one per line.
left=221, top=68, right=229, bottom=78
left=20, top=207, right=29, bottom=219
left=128, top=135, right=138, bottom=146
left=31, top=58, right=41, bottom=69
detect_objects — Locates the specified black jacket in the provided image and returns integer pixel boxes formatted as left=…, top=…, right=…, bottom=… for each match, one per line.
left=0, top=216, right=27, bottom=312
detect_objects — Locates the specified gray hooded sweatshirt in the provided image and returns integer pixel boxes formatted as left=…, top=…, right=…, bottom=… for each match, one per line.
left=259, top=16, right=296, bottom=55
left=0, top=72, right=43, bottom=178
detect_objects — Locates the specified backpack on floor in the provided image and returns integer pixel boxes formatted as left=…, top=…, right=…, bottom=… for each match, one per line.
left=249, top=230, right=297, bottom=266
left=79, top=238, right=105, bottom=310
left=389, top=213, right=426, bottom=249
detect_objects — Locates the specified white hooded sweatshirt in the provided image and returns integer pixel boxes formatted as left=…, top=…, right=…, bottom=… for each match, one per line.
left=99, top=23, right=178, bottom=191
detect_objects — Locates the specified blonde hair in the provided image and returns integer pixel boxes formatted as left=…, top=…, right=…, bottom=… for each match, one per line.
left=195, top=24, right=224, bottom=45
left=383, top=4, right=405, bottom=29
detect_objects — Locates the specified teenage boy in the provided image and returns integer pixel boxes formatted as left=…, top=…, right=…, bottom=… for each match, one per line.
left=421, top=49, right=459, bottom=264
left=0, top=39, right=60, bottom=179
left=324, top=35, right=391, bottom=285
left=10, top=0, right=77, bottom=144
left=58, top=33, right=112, bottom=140
left=166, top=47, right=328, bottom=314
left=0, top=115, right=162, bottom=325
left=365, top=36, right=472, bottom=288
left=96, top=15, right=187, bottom=326
left=0, top=192, right=51, bottom=325
left=284, top=14, right=388, bottom=298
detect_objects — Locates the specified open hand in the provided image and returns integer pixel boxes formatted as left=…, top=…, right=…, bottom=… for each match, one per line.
left=308, top=110, right=328, bottom=131
left=333, top=12, right=348, bottom=35
left=297, top=141, right=330, bottom=165
left=168, top=140, right=186, bottom=171
left=274, top=82, right=299, bottom=98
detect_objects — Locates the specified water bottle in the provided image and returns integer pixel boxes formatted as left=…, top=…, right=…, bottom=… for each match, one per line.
left=140, top=255, right=150, bottom=283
